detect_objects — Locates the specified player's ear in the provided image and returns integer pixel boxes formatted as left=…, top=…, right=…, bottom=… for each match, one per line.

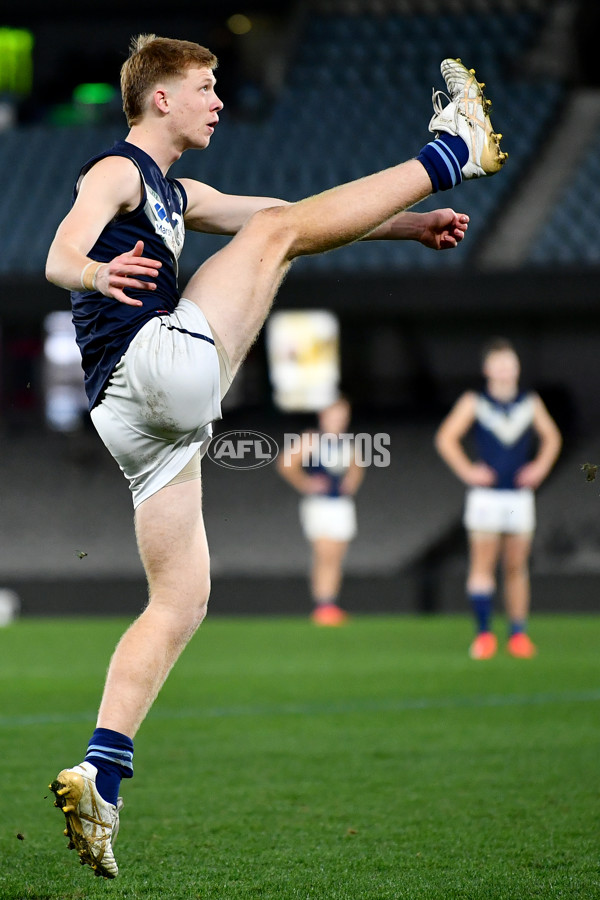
left=153, top=88, right=170, bottom=115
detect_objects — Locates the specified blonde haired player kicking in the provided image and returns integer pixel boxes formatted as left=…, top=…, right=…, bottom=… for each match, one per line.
left=435, top=338, right=561, bottom=660
left=45, top=35, right=506, bottom=877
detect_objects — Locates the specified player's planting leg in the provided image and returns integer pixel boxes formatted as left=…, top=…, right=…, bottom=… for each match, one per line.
left=467, top=533, right=501, bottom=660
left=310, top=538, right=350, bottom=626
left=50, top=477, right=210, bottom=876
left=97, top=477, right=210, bottom=736
left=503, top=534, right=537, bottom=658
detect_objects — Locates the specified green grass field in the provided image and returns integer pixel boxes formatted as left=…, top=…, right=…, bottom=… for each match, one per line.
left=0, top=614, right=598, bottom=899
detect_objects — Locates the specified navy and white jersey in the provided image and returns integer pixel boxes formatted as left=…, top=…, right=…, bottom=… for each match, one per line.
left=474, top=390, right=536, bottom=490
left=302, top=433, right=352, bottom=497
left=71, top=141, right=188, bottom=409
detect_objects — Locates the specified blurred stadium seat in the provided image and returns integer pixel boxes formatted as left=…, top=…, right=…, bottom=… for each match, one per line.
left=528, top=119, right=600, bottom=265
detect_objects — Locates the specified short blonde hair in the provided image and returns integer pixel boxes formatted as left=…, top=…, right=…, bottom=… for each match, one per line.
left=481, top=336, right=517, bottom=365
left=120, top=34, right=217, bottom=126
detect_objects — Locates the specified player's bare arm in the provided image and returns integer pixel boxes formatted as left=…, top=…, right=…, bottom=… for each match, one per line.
left=46, top=156, right=163, bottom=306
left=365, top=208, right=469, bottom=249
left=181, top=180, right=469, bottom=253
left=435, top=391, right=497, bottom=486
left=276, top=436, right=329, bottom=494
left=179, top=179, right=289, bottom=234
left=515, top=394, right=562, bottom=489
left=276, top=442, right=311, bottom=492
left=340, top=458, right=365, bottom=496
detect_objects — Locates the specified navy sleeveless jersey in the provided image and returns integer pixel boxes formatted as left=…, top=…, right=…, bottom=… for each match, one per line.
left=474, top=390, right=536, bottom=489
left=303, top=434, right=352, bottom=497
left=71, top=141, right=188, bottom=408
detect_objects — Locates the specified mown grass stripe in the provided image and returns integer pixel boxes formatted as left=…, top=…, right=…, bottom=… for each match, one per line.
left=2, top=688, right=599, bottom=729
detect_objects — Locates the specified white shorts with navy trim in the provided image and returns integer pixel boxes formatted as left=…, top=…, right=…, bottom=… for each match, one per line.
left=463, top=487, right=536, bottom=535
left=299, top=495, right=357, bottom=542
left=91, top=299, right=222, bottom=508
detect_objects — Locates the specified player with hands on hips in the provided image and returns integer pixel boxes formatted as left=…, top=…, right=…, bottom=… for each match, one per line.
left=277, top=397, right=364, bottom=625
left=435, top=338, right=562, bottom=660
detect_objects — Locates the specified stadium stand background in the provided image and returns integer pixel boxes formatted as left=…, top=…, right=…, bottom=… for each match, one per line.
left=1, top=0, right=600, bottom=616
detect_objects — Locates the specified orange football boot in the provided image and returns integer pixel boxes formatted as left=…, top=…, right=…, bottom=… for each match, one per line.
left=311, top=603, right=349, bottom=626
left=507, top=632, right=537, bottom=658
left=469, top=631, right=498, bottom=660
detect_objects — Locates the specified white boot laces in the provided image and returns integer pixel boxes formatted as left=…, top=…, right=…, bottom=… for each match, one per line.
left=431, top=89, right=451, bottom=116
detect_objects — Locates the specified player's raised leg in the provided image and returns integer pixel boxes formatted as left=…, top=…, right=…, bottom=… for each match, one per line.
left=186, top=56, right=506, bottom=375
left=184, top=159, right=432, bottom=374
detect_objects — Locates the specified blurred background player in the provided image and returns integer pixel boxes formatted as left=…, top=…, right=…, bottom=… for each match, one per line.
left=434, top=338, right=562, bottom=659
left=277, top=397, right=363, bottom=625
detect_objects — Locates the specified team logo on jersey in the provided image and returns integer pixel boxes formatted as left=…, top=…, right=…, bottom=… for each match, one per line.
left=145, top=184, right=184, bottom=260
left=476, top=394, right=534, bottom=445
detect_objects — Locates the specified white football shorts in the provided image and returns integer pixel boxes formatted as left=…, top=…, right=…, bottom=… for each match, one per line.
left=463, top=487, right=536, bottom=535
left=299, top=495, right=357, bottom=542
left=91, top=299, right=227, bottom=508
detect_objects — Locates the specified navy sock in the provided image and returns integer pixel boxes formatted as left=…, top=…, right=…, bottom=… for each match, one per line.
left=509, top=620, right=526, bottom=637
left=85, top=727, right=134, bottom=806
left=469, top=592, right=493, bottom=634
left=417, top=134, right=469, bottom=192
